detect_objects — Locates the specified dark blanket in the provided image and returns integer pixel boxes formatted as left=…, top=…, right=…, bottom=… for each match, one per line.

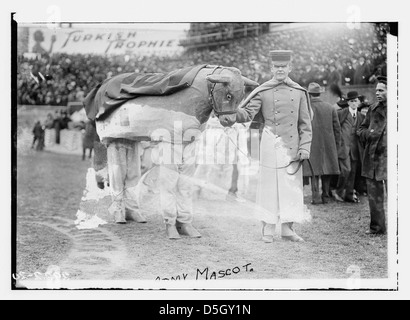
left=83, top=64, right=207, bottom=121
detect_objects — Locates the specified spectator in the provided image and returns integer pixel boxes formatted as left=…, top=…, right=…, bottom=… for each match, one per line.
left=315, top=64, right=329, bottom=87
left=327, top=64, right=341, bottom=86
left=354, top=56, right=371, bottom=85
left=82, top=120, right=98, bottom=161
left=32, top=120, right=45, bottom=151
left=342, top=59, right=355, bottom=85
left=44, top=113, right=54, bottom=129
left=357, top=76, right=388, bottom=235
left=354, top=95, right=371, bottom=196
left=303, top=83, right=342, bottom=204
left=333, top=91, right=365, bottom=203
left=60, top=111, right=72, bottom=130
left=53, top=110, right=62, bottom=144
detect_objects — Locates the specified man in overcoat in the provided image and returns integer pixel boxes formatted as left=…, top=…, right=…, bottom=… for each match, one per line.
left=354, top=56, right=371, bottom=85
left=236, top=50, right=313, bottom=243
left=357, top=76, right=388, bottom=235
left=303, top=83, right=342, bottom=204
left=334, top=91, right=365, bottom=203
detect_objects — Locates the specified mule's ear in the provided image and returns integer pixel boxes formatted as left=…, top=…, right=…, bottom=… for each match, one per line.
left=242, top=76, right=259, bottom=87
left=206, top=74, right=232, bottom=84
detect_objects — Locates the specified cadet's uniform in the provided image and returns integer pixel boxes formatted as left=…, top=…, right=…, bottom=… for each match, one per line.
left=236, top=77, right=312, bottom=230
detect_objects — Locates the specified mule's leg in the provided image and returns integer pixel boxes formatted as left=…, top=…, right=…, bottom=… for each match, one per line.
left=82, top=148, right=86, bottom=161
left=124, top=142, right=146, bottom=223
left=89, top=148, right=93, bottom=159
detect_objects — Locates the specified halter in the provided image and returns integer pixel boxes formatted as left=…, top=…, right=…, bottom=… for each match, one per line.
left=207, top=65, right=239, bottom=117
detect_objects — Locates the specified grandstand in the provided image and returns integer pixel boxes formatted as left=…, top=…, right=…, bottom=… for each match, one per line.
left=17, top=22, right=389, bottom=109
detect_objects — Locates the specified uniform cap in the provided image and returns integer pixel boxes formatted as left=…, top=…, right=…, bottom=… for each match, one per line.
left=269, top=50, right=293, bottom=66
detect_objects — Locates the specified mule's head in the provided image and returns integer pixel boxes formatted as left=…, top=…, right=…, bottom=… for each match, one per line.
left=206, top=67, right=259, bottom=127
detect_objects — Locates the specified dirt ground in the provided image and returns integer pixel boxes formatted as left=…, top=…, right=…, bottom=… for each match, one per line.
left=15, top=148, right=389, bottom=288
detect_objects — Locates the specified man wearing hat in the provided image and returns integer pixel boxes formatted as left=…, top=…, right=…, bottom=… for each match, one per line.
left=334, top=90, right=365, bottom=203
left=303, top=83, right=342, bottom=204
left=236, top=50, right=313, bottom=243
left=357, top=76, right=388, bottom=235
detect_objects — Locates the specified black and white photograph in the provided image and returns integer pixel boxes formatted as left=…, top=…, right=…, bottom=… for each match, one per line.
left=3, top=0, right=409, bottom=301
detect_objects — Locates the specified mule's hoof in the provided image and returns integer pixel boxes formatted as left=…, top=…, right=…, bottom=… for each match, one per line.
left=166, top=225, right=181, bottom=240
left=177, top=223, right=201, bottom=238
left=126, top=211, right=147, bottom=223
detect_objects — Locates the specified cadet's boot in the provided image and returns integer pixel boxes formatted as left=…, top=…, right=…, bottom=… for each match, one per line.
left=166, top=224, right=181, bottom=240
left=281, top=223, right=305, bottom=242
left=176, top=223, right=201, bottom=238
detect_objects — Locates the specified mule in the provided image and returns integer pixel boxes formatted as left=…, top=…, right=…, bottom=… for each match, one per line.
left=87, top=65, right=259, bottom=238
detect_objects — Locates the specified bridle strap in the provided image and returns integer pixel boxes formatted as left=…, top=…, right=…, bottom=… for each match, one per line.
left=206, top=66, right=237, bottom=116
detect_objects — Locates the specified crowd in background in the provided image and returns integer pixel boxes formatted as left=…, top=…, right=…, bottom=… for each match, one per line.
left=17, top=23, right=389, bottom=107
left=181, top=23, right=270, bottom=46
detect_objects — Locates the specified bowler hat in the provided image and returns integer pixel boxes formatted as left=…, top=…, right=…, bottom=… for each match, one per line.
left=346, top=91, right=359, bottom=101
left=269, top=50, right=293, bottom=65
left=307, top=82, right=324, bottom=94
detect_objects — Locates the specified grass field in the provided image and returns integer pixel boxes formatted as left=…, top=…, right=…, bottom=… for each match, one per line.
left=15, top=143, right=390, bottom=289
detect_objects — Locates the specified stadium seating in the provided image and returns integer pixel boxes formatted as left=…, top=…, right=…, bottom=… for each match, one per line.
left=17, top=23, right=389, bottom=106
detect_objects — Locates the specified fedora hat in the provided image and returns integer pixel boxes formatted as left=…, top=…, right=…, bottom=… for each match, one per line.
left=346, top=91, right=359, bottom=101
left=307, top=82, right=324, bottom=94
